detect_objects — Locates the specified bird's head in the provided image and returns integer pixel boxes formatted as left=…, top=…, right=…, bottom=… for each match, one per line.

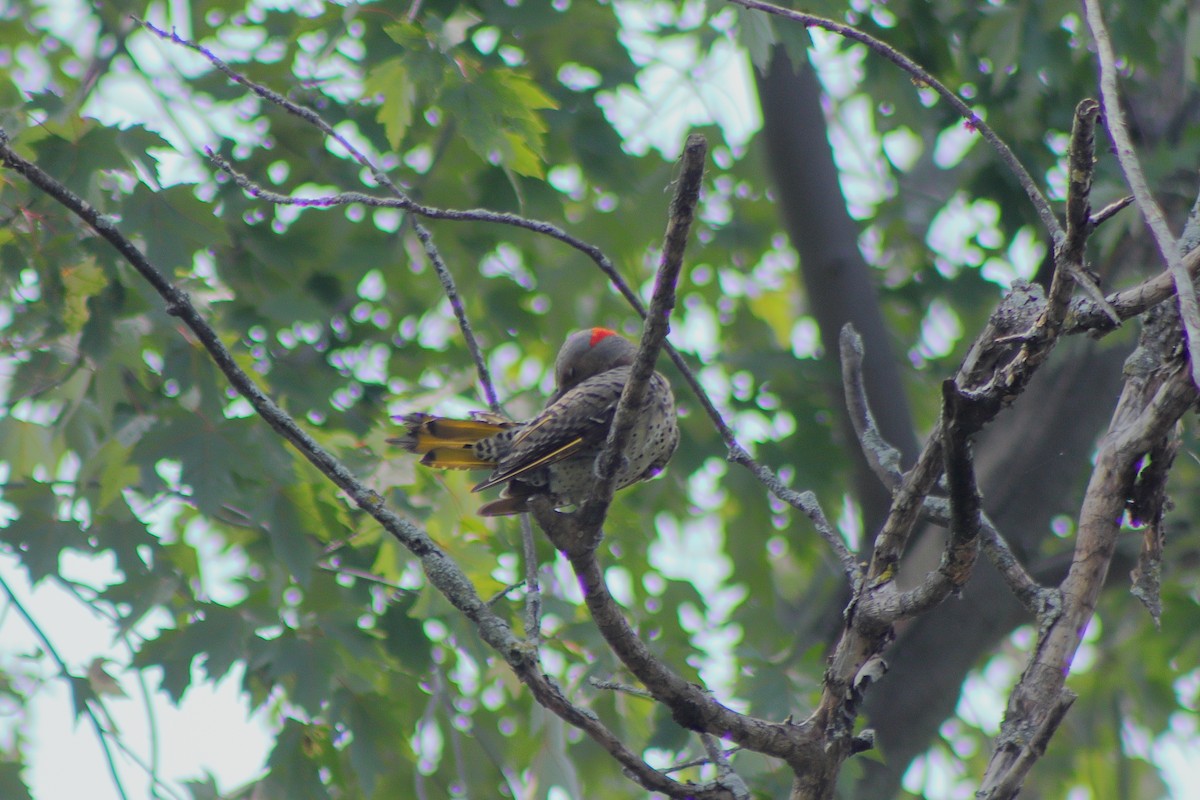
left=552, top=327, right=637, bottom=397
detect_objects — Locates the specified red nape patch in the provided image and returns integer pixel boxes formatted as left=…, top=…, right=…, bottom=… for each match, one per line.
left=589, top=327, right=618, bottom=347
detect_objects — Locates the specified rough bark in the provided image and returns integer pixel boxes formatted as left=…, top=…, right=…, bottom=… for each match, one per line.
left=753, top=41, right=1138, bottom=799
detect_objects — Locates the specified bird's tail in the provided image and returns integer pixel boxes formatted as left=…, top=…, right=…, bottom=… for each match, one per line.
left=389, top=412, right=515, bottom=469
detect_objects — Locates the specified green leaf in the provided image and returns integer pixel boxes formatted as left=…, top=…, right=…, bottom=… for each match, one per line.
left=342, top=690, right=415, bottom=797
left=262, top=485, right=322, bottom=587
left=377, top=591, right=432, bottom=672
left=67, top=674, right=97, bottom=722
left=444, top=70, right=558, bottom=178
left=259, top=719, right=332, bottom=800
left=0, top=481, right=85, bottom=583
left=133, top=606, right=255, bottom=703
left=0, top=418, right=55, bottom=478
left=124, top=184, right=229, bottom=275
left=736, top=6, right=778, bottom=72
left=248, top=628, right=339, bottom=714
left=61, top=257, right=108, bottom=332
left=181, top=773, right=221, bottom=800
left=364, top=58, right=416, bottom=151
left=382, top=20, right=426, bottom=49
left=0, top=761, right=33, bottom=800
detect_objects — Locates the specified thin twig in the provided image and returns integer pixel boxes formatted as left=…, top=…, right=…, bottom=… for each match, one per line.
left=519, top=514, right=542, bottom=642
left=1089, top=195, right=1134, bottom=229
left=589, top=677, right=654, bottom=699
left=140, top=20, right=502, bottom=414
left=0, top=573, right=130, bottom=800
left=1082, top=0, right=1200, bottom=389
left=839, top=325, right=903, bottom=490
left=412, top=222, right=501, bottom=412
left=728, top=446, right=860, bottom=581
left=727, top=0, right=1062, bottom=244
left=702, top=732, right=751, bottom=800
left=662, top=745, right=744, bottom=776
left=485, top=580, right=526, bottom=606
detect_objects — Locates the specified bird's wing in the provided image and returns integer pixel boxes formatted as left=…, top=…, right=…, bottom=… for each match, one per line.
left=471, top=367, right=629, bottom=492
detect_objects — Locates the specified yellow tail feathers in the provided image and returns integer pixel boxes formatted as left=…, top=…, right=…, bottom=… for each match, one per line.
left=418, top=447, right=495, bottom=470
left=389, top=413, right=515, bottom=469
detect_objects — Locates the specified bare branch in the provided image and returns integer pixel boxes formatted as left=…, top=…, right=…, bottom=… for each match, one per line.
left=1082, top=0, right=1200, bottom=389
left=1065, top=244, right=1200, bottom=334
left=530, top=493, right=808, bottom=764
left=519, top=514, right=543, bottom=642
left=839, top=325, right=903, bottom=490
left=207, top=150, right=645, bottom=317
left=728, top=445, right=860, bottom=582
left=411, top=221, right=502, bottom=413
left=840, top=324, right=1054, bottom=616
left=882, top=380, right=983, bottom=620
left=839, top=322, right=1056, bottom=616
left=588, top=677, right=654, bottom=699
left=1089, top=195, right=1134, bottom=228
left=980, top=690, right=1077, bottom=800
left=578, top=133, right=707, bottom=530
left=702, top=732, right=752, bottom=800
left=663, top=744, right=744, bottom=776
left=1052, top=99, right=1119, bottom=329
left=977, top=306, right=1197, bottom=797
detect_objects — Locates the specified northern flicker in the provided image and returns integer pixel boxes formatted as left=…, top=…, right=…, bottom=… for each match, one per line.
left=392, top=328, right=679, bottom=516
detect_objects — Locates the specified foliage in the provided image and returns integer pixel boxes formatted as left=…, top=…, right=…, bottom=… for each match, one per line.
left=0, top=0, right=1196, bottom=799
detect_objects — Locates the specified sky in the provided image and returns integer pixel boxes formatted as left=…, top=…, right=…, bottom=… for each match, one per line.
left=0, top=551, right=273, bottom=799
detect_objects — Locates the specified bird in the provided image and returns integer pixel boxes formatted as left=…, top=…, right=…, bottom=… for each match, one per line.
left=391, top=328, right=679, bottom=516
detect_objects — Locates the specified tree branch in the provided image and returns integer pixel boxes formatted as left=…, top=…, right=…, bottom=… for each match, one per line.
left=577, top=133, right=707, bottom=531
left=1052, top=99, right=1118, bottom=329
left=839, top=324, right=1058, bottom=618
left=839, top=325, right=903, bottom=491
left=529, top=500, right=810, bottom=763
left=977, top=305, right=1197, bottom=797
left=1065, top=244, right=1200, bottom=334
left=728, top=445, right=860, bottom=581
left=0, top=128, right=728, bottom=800
left=882, top=380, right=983, bottom=619
left=1081, top=0, right=1200, bottom=389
